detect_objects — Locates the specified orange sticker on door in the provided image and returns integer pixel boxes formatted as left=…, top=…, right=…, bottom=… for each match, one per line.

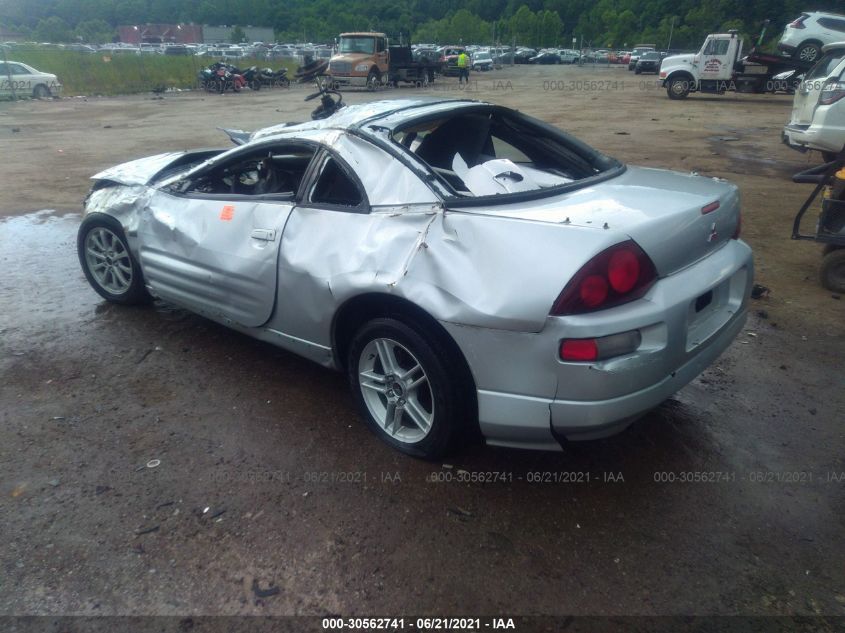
left=220, top=205, right=235, bottom=221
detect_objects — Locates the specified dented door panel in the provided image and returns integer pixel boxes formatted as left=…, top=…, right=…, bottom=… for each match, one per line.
left=138, top=192, right=292, bottom=328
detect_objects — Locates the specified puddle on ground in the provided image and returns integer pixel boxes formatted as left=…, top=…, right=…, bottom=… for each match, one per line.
left=0, top=209, right=202, bottom=348
left=703, top=125, right=805, bottom=178
left=1, top=210, right=103, bottom=331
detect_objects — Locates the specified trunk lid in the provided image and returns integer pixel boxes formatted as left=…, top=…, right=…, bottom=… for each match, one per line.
left=458, top=165, right=741, bottom=277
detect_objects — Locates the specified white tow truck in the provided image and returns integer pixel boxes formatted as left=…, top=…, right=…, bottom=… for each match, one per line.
left=659, top=30, right=814, bottom=99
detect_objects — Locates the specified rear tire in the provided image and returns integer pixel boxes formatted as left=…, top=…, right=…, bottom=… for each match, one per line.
left=795, top=41, right=821, bottom=63
left=820, top=249, right=845, bottom=294
left=348, top=317, right=470, bottom=459
left=77, top=214, right=151, bottom=305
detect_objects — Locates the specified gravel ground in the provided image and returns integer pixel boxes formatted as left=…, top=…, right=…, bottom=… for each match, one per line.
left=0, top=64, right=843, bottom=626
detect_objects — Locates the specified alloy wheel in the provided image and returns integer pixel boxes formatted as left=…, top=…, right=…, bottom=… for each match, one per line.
left=357, top=337, right=434, bottom=443
left=84, top=227, right=133, bottom=295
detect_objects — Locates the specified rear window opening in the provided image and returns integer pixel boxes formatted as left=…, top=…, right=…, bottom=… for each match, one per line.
left=805, top=49, right=845, bottom=81
left=391, top=107, right=621, bottom=203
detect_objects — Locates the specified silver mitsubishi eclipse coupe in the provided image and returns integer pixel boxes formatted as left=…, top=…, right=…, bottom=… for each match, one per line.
left=78, top=97, right=752, bottom=458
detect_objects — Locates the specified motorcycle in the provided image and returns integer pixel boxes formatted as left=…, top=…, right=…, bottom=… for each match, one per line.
left=261, top=67, right=290, bottom=88
left=204, top=62, right=246, bottom=93
left=241, top=66, right=262, bottom=91
left=305, top=77, right=344, bottom=120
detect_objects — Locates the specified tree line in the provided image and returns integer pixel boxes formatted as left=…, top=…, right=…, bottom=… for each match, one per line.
left=1, top=0, right=842, bottom=49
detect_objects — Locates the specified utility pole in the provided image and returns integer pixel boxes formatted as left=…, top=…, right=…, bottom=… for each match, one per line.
left=667, top=16, right=676, bottom=51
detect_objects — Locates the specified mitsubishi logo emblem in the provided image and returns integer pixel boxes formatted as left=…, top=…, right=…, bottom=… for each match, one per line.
left=707, top=222, right=718, bottom=242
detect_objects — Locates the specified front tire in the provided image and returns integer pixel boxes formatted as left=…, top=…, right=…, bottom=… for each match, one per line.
left=667, top=77, right=691, bottom=99
left=348, top=318, right=469, bottom=459
left=77, top=214, right=151, bottom=305
left=32, top=84, right=51, bottom=99
left=366, top=68, right=380, bottom=92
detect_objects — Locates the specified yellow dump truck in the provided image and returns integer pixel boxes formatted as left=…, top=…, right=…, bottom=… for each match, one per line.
left=327, top=32, right=440, bottom=90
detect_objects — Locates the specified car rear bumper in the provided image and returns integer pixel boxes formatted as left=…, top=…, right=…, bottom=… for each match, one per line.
left=777, top=43, right=797, bottom=56
left=783, top=118, right=845, bottom=154
left=442, top=239, right=753, bottom=451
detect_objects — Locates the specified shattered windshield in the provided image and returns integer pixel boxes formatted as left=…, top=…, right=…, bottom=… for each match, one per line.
left=339, top=37, right=375, bottom=54
left=392, top=108, right=619, bottom=200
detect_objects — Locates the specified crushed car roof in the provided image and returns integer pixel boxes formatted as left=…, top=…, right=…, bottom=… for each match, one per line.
left=250, top=98, right=485, bottom=141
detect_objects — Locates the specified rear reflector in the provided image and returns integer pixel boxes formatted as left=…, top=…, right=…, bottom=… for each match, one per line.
left=560, top=339, right=599, bottom=361
left=560, top=330, right=642, bottom=363
left=701, top=201, right=720, bottom=214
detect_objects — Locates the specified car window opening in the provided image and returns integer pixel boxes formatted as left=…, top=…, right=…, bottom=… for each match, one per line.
left=393, top=110, right=610, bottom=199
left=310, top=157, right=363, bottom=207
left=177, top=145, right=316, bottom=197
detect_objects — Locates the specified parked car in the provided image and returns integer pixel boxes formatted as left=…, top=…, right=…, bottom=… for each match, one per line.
left=164, top=45, right=190, bottom=56
left=558, top=49, right=580, bottom=64
left=0, top=60, right=62, bottom=98
left=628, top=46, right=656, bottom=70
left=529, top=51, right=561, bottom=64
left=437, top=46, right=465, bottom=76
left=471, top=51, right=493, bottom=71
left=635, top=51, right=662, bottom=74
left=77, top=98, right=751, bottom=458
left=778, top=11, right=845, bottom=63
left=514, top=48, right=536, bottom=64
left=782, top=42, right=845, bottom=161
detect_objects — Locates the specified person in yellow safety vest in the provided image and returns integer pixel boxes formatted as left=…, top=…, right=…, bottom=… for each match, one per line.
left=457, top=51, right=469, bottom=85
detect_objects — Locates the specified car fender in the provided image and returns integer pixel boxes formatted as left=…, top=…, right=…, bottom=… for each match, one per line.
left=661, top=69, right=696, bottom=88
left=272, top=205, right=624, bottom=353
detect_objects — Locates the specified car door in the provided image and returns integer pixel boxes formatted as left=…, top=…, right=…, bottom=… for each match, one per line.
left=0, top=63, right=30, bottom=96
left=816, top=17, right=845, bottom=45
left=137, top=141, right=318, bottom=328
left=698, top=36, right=733, bottom=81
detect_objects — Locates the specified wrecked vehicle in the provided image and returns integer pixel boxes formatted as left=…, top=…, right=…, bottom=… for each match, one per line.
left=77, top=98, right=752, bottom=458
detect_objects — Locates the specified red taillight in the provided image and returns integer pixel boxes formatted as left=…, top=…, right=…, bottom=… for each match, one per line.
left=608, top=248, right=640, bottom=293
left=580, top=275, right=608, bottom=307
left=788, top=18, right=806, bottom=29
left=560, top=339, right=598, bottom=361
left=732, top=210, right=742, bottom=239
left=819, top=80, right=845, bottom=106
left=550, top=241, right=657, bottom=315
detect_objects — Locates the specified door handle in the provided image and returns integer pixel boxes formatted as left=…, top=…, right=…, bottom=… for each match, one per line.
left=250, top=229, right=276, bottom=242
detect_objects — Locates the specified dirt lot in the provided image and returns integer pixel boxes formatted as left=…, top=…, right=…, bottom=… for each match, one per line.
left=1, top=64, right=844, bottom=625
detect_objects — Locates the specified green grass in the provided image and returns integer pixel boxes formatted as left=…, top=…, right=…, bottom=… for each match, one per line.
left=5, top=48, right=297, bottom=97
